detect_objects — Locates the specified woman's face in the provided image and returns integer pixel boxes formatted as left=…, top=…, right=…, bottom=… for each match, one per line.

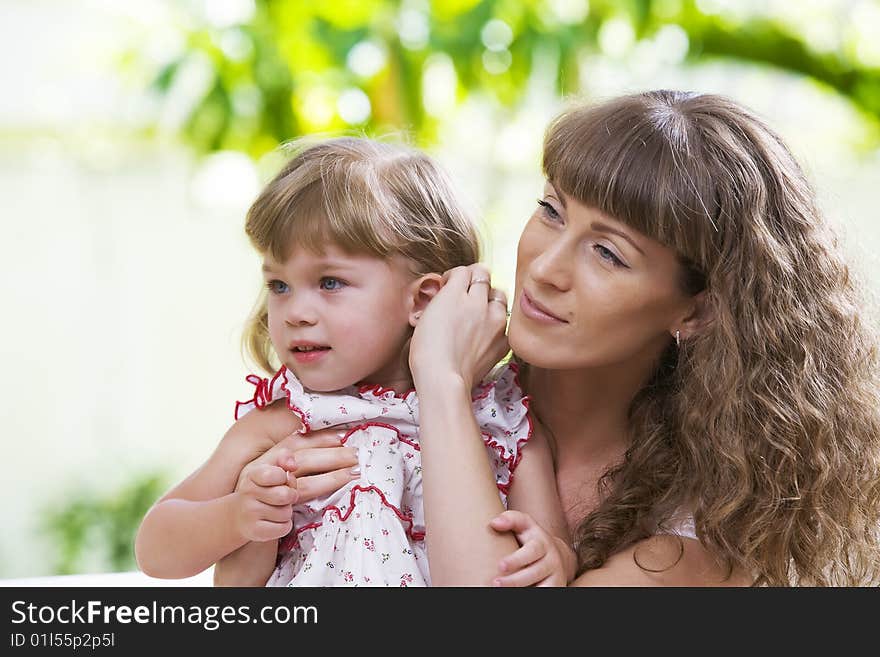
left=509, top=181, right=696, bottom=371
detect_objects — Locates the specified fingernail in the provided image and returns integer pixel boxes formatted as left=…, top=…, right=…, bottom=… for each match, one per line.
left=336, top=431, right=347, bottom=442
left=493, top=579, right=502, bottom=587
left=350, top=466, right=361, bottom=476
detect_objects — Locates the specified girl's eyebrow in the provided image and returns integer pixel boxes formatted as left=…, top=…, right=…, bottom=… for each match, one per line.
left=261, top=258, right=360, bottom=273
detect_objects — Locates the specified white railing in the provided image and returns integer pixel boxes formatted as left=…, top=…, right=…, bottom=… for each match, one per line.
left=0, top=568, right=213, bottom=587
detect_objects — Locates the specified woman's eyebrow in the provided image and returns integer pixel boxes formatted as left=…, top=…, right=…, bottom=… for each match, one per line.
left=591, top=221, right=646, bottom=256
left=547, top=181, right=567, bottom=208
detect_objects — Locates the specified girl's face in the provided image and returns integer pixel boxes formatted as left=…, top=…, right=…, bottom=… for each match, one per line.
left=263, top=242, right=416, bottom=392
left=508, top=181, right=695, bottom=371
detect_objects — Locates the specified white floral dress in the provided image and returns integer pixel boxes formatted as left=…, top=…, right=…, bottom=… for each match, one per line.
left=233, top=362, right=532, bottom=587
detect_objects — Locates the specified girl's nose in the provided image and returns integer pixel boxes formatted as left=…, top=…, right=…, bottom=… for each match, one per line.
left=283, top=293, right=318, bottom=327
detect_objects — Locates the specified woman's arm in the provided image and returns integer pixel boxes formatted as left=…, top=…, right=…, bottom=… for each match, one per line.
left=417, top=373, right=520, bottom=585
left=411, top=265, right=520, bottom=586
left=213, top=541, right=279, bottom=587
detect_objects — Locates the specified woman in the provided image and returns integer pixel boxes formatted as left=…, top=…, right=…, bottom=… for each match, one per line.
left=218, top=90, right=880, bottom=586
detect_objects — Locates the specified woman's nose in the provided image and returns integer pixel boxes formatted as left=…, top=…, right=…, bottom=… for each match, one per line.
left=529, top=238, right=572, bottom=291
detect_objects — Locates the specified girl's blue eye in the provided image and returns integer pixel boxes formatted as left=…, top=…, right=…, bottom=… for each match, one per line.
left=594, top=244, right=626, bottom=268
left=266, top=280, right=288, bottom=294
left=537, top=199, right=561, bottom=222
left=319, top=277, right=346, bottom=291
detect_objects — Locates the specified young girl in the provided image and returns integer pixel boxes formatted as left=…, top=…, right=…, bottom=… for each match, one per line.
left=135, top=136, right=574, bottom=587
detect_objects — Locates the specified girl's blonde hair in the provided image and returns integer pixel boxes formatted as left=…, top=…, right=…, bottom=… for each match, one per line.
left=543, top=90, right=880, bottom=585
left=242, top=136, right=481, bottom=373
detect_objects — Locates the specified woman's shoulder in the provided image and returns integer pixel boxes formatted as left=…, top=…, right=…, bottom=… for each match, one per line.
left=570, top=535, right=752, bottom=587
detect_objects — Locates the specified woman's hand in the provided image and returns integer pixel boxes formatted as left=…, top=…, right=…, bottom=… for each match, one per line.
left=409, top=264, right=510, bottom=391
left=490, top=510, right=577, bottom=587
left=236, top=428, right=360, bottom=503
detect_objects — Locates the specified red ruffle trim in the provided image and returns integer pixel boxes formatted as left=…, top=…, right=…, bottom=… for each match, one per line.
left=233, top=367, right=310, bottom=432
left=340, top=421, right=420, bottom=451
left=356, top=382, right=417, bottom=401
left=279, top=484, right=425, bottom=552
left=475, top=362, right=532, bottom=496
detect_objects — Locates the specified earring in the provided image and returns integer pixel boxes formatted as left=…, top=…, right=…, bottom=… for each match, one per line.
left=675, top=330, right=681, bottom=347
left=414, top=312, right=422, bottom=320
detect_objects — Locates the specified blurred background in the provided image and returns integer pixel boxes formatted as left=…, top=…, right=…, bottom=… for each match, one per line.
left=2, top=0, right=879, bottom=580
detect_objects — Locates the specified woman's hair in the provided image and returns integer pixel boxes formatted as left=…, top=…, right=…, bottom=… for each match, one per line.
left=242, top=136, right=481, bottom=373
left=543, top=90, right=880, bottom=585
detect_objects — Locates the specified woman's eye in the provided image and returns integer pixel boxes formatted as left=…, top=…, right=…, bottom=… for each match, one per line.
left=266, top=279, right=288, bottom=294
left=319, top=277, right=346, bottom=291
left=593, top=244, right=626, bottom=268
left=537, top=199, right=561, bottom=222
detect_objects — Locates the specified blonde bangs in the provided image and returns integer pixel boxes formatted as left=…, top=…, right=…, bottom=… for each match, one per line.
left=246, top=167, right=397, bottom=262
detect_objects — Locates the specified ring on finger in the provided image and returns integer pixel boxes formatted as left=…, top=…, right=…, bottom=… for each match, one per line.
left=469, top=277, right=491, bottom=290
left=489, top=296, right=511, bottom=316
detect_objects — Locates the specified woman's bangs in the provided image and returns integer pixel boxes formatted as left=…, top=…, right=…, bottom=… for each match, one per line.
left=543, top=105, right=718, bottom=271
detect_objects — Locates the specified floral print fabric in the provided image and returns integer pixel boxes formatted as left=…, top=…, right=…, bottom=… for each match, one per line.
left=233, top=363, right=532, bottom=587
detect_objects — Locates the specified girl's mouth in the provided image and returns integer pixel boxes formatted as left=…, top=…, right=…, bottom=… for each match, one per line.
left=291, top=346, right=331, bottom=363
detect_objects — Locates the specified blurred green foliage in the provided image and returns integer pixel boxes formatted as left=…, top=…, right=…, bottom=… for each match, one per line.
left=138, top=0, right=880, bottom=156
left=40, top=472, right=169, bottom=575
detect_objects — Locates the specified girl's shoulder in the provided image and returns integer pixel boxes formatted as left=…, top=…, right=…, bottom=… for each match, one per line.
left=234, top=367, right=418, bottom=431
left=471, top=360, right=527, bottom=405
left=468, top=361, right=533, bottom=501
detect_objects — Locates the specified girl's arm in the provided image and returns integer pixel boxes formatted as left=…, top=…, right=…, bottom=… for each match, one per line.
left=501, top=422, right=577, bottom=584
left=134, top=400, right=302, bottom=579
left=213, top=424, right=368, bottom=587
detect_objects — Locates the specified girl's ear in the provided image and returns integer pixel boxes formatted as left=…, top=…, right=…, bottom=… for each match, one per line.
left=408, top=273, right=444, bottom=327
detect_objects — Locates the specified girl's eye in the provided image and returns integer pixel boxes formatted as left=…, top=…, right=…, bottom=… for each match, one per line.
left=593, top=244, right=627, bottom=268
left=537, top=199, right=562, bottom=222
left=319, top=277, right=346, bottom=291
left=266, top=279, right=289, bottom=294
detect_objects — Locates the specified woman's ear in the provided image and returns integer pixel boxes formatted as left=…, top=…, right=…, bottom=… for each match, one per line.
left=408, top=273, right=443, bottom=327
left=675, top=290, right=714, bottom=341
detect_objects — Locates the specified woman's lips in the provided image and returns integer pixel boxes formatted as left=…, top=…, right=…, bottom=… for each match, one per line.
left=520, top=291, right=567, bottom=324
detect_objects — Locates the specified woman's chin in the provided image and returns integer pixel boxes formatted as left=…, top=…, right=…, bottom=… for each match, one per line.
left=508, top=320, right=564, bottom=369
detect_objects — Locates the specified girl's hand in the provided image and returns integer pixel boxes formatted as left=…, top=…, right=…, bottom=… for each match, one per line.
left=233, top=459, right=298, bottom=542
left=237, top=428, right=360, bottom=503
left=489, top=510, right=577, bottom=587
left=409, top=264, right=510, bottom=391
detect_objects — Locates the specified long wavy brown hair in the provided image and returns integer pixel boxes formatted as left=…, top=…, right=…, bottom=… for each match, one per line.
left=543, top=90, right=880, bottom=585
